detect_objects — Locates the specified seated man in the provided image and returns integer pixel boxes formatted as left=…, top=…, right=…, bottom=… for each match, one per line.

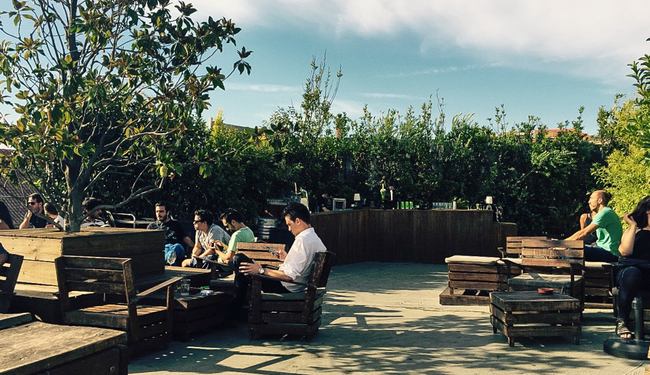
left=19, top=193, right=48, bottom=229
left=231, top=202, right=326, bottom=307
left=567, top=190, right=622, bottom=262
left=80, top=197, right=111, bottom=228
left=207, top=209, right=255, bottom=276
left=147, top=201, right=194, bottom=266
left=181, top=209, right=230, bottom=268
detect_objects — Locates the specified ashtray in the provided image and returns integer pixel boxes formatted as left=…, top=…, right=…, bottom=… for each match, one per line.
left=537, top=287, right=554, bottom=295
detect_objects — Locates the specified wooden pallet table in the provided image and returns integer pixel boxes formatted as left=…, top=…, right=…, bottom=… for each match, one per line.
left=0, top=312, right=127, bottom=375
left=490, top=291, right=581, bottom=347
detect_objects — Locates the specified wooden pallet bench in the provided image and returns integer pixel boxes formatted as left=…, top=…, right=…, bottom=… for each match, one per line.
left=440, top=256, right=516, bottom=306
left=0, top=312, right=128, bottom=375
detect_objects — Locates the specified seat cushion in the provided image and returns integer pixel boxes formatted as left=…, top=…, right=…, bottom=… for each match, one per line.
left=508, top=273, right=583, bottom=291
left=585, top=261, right=612, bottom=269
left=261, top=288, right=326, bottom=301
left=444, top=256, right=501, bottom=265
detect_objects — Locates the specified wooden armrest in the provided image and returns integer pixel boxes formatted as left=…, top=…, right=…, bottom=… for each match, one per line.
left=136, top=276, right=183, bottom=298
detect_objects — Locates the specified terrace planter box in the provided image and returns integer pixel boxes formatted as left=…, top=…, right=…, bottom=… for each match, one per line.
left=0, top=227, right=164, bottom=286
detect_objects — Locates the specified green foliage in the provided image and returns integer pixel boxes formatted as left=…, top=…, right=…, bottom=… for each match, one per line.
left=595, top=47, right=650, bottom=217
left=0, top=0, right=251, bottom=230
left=594, top=145, right=650, bottom=217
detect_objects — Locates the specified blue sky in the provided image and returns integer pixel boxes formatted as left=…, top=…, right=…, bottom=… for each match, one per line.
left=196, top=0, right=649, bottom=134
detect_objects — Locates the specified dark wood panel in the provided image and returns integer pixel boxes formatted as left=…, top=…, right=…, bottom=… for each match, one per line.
left=311, top=209, right=517, bottom=264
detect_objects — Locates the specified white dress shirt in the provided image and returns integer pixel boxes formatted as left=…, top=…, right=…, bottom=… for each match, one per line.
left=279, top=227, right=327, bottom=292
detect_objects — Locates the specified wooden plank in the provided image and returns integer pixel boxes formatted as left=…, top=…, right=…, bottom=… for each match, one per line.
left=439, top=287, right=490, bottom=305
left=490, top=291, right=580, bottom=312
left=0, top=312, right=33, bottom=329
left=66, top=280, right=126, bottom=295
left=492, top=306, right=580, bottom=325
left=0, top=321, right=126, bottom=375
left=449, top=272, right=508, bottom=282
left=520, top=259, right=582, bottom=268
left=42, top=347, right=122, bottom=375
left=66, top=268, right=125, bottom=283
left=447, top=264, right=505, bottom=273
left=449, top=280, right=501, bottom=291
left=250, top=318, right=321, bottom=337
left=60, top=256, right=128, bottom=270
left=261, top=307, right=321, bottom=324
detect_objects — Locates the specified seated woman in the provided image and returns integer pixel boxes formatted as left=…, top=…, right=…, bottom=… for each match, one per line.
left=615, top=196, right=650, bottom=339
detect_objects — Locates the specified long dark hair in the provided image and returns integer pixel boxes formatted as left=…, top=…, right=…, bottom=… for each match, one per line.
left=0, top=201, right=14, bottom=229
left=631, top=196, right=650, bottom=229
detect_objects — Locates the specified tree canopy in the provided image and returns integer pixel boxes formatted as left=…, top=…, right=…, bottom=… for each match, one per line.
left=0, top=0, right=251, bottom=230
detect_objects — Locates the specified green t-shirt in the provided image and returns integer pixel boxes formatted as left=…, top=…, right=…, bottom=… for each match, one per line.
left=592, top=206, right=623, bottom=255
left=225, top=226, right=255, bottom=256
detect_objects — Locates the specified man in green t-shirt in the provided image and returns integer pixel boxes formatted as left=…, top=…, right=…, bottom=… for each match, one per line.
left=567, top=190, right=622, bottom=262
left=209, top=209, right=255, bottom=277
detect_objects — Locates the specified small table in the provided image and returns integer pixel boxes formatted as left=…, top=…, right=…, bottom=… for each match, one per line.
left=490, top=291, right=581, bottom=347
left=0, top=313, right=127, bottom=375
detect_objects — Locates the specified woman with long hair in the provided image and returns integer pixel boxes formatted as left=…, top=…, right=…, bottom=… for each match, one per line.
left=615, top=196, right=650, bottom=339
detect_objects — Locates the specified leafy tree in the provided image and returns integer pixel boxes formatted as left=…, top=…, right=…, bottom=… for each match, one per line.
left=0, top=0, right=251, bottom=230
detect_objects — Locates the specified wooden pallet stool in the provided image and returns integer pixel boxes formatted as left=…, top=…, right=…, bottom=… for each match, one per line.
left=584, top=261, right=613, bottom=308
left=490, top=290, right=581, bottom=347
left=171, top=289, right=232, bottom=341
left=440, top=256, right=514, bottom=305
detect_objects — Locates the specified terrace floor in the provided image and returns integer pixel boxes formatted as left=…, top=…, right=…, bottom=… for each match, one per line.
left=130, top=263, right=648, bottom=374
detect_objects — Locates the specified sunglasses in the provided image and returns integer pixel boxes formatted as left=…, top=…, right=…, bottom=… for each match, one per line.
left=28, top=201, right=38, bottom=206
left=193, top=219, right=204, bottom=224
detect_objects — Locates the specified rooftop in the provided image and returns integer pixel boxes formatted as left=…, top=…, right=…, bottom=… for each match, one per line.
left=130, top=262, right=646, bottom=374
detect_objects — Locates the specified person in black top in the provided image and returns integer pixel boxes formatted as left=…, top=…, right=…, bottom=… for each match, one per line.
left=147, top=202, right=194, bottom=266
left=0, top=201, right=14, bottom=229
left=0, top=242, right=8, bottom=264
left=615, top=196, right=650, bottom=339
left=19, top=193, right=48, bottom=229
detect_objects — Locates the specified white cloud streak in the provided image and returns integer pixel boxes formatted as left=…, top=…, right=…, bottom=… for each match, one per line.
left=226, top=82, right=300, bottom=93
left=195, top=0, right=649, bottom=85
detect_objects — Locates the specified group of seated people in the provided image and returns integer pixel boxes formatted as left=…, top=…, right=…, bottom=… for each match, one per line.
left=144, top=201, right=326, bottom=302
left=562, top=190, right=650, bottom=341
left=0, top=193, right=110, bottom=231
left=1, top=193, right=328, bottom=302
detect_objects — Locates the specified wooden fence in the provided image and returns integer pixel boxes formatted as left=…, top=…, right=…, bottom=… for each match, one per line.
left=310, top=209, right=517, bottom=265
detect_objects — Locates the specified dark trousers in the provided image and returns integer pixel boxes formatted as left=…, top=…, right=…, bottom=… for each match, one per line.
left=585, top=245, right=618, bottom=262
left=230, top=253, right=290, bottom=307
left=616, top=265, right=650, bottom=322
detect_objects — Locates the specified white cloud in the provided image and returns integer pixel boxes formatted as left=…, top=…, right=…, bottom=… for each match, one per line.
left=226, top=82, right=300, bottom=93
left=196, top=0, right=649, bottom=85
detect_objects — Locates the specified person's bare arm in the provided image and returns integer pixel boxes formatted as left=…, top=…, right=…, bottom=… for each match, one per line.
left=19, top=211, right=31, bottom=229
left=567, top=222, right=598, bottom=240
left=579, top=213, right=589, bottom=230
left=619, top=215, right=637, bottom=257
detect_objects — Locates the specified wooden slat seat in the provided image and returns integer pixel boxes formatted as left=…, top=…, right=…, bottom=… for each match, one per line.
left=55, top=255, right=181, bottom=357
left=237, top=242, right=286, bottom=268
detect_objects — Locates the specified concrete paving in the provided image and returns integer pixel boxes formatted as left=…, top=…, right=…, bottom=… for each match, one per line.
left=130, top=263, right=648, bottom=374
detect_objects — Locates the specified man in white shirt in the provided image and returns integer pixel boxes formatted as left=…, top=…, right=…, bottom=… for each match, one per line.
left=234, top=202, right=326, bottom=303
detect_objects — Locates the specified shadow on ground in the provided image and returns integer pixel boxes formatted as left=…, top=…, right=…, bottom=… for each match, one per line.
left=129, top=262, right=646, bottom=374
